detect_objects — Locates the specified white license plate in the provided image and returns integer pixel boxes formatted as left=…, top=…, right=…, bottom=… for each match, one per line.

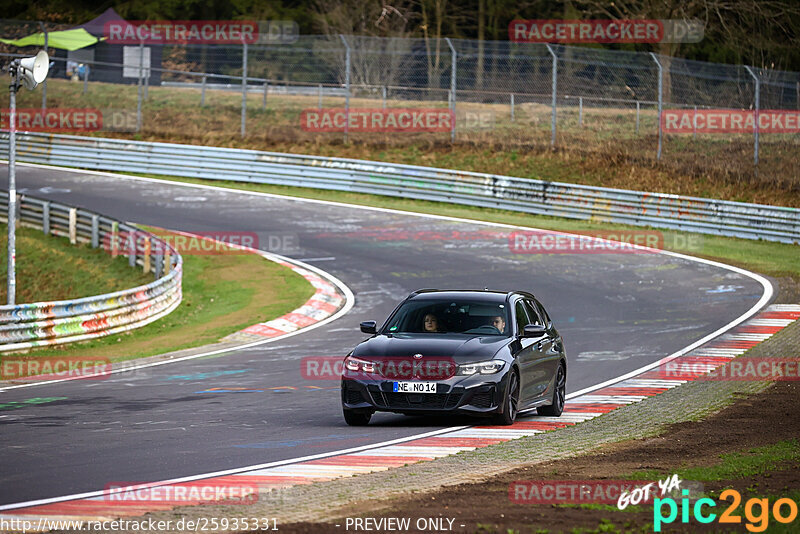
left=393, top=381, right=437, bottom=393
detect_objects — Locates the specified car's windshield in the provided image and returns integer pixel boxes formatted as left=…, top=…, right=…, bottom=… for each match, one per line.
left=383, top=298, right=510, bottom=336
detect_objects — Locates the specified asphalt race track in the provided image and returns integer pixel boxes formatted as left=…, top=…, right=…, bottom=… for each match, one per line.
left=0, top=163, right=769, bottom=506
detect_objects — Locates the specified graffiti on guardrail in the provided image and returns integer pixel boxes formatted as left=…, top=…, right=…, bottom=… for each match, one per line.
left=0, top=275, right=182, bottom=350
left=1, top=133, right=796, bottom=244
left=0, top=191, right=183, bottom=352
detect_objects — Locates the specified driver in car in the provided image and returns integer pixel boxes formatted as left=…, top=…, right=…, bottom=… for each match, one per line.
left=488, top=315, right=506, bottom=334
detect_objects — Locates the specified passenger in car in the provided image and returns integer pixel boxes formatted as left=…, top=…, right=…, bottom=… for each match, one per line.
left=423, top=313, right=444, bottom=332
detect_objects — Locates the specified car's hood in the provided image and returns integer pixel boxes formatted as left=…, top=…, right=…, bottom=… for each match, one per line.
left=352, top=334, right=507, bottom=362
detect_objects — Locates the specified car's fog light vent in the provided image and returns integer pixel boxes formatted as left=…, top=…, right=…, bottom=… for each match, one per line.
left=346, top=389, right=365, bottom=404
left=470, top=390, right=494, bottom=408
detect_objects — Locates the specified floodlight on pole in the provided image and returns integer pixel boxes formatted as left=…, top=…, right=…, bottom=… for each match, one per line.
left=7, top=50, right=49, bottom=305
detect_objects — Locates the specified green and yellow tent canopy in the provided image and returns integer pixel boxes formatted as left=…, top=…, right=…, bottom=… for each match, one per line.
left=0, top=28, right=101, bottom=51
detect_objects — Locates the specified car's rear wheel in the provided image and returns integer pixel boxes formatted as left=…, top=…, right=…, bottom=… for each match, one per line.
left=493, top=370, right=519, bottom=426
left=343, top=408, right=372, bottom=426
left=538, top=363, right=566, bottom=417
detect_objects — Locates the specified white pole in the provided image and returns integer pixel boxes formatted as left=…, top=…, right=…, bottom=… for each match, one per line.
left=7, top=81, right=18, bottom=304
left=137, top=41, right=143, bottom=132
left=546, top=44, right=557, bottom=147
left=340, top=35, right=351, bottom=143
left=241, top=42, right=248, bottom=138
left=445, top=38, right=457, bottom=143
left=649, top=52, right=663, bottom=160
left=40, top=23, right=47, bottom=110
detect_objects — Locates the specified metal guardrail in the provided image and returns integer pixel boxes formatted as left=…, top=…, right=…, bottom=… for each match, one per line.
left=1, top=133, right=798, bottom=244
left=0, top=190, right=182, bottom=352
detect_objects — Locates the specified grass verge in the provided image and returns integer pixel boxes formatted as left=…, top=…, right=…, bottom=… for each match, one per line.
left=1, top=226, right=315, bottom=364
left=0, top=223, right=151, bottom=303
left=627, top=439, right=800, bottom=483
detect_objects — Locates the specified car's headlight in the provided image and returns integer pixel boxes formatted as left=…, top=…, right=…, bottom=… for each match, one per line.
left=344, top=357, right=360, bottom=372
left=344, top=356, right=376, bottom=374
left=457, top=359, right=505, bottom=375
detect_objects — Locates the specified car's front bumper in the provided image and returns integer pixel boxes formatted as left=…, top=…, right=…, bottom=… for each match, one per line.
left=341, top=372, right=509, bottom=416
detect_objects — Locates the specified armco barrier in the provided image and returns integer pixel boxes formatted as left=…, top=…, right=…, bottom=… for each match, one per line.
left=1, top=133, right=798, bottom=243
left=0, top=191, right=182, bottom=352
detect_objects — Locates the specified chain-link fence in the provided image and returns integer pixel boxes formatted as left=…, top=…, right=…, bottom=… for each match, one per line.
left=1, top=20, right=799, bottom=188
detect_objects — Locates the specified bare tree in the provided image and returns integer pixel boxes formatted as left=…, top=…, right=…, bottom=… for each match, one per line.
left=574, top=0, right=800, bottom=102
left=312, top=0, right=416, bottom=88
left=418, top=0, right=449, bottom=91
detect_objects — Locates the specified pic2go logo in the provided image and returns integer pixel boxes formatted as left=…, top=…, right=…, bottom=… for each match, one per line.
left=654, top=489, right=798, bottom=532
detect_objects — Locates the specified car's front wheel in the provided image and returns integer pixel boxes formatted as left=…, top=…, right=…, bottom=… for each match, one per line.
left=343, top=408, right=372, bottom=426
left=493, top=370, right=519, bottom=426
left=538, top=363, right=566, bottom=417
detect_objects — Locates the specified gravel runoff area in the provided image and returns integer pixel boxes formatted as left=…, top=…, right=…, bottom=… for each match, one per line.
left=61, top=309, right=800, bottom=534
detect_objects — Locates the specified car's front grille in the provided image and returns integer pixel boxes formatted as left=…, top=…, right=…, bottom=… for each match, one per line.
left=376, top=392, right=461, bottom=410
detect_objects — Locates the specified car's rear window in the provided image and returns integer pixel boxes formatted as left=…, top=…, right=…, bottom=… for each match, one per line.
left=382, top=298, right=510, bottom=336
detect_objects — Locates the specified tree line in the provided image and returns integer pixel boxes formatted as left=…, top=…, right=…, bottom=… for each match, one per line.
left=2, top=0, right=799, bottom=72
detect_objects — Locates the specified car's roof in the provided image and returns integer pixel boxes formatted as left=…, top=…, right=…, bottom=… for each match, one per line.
left=407, top=289, right=533, bottom=302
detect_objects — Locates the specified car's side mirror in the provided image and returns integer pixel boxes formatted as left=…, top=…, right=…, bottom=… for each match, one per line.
left=360, top=321, right=377, bottom=334
left=522, top=324, right=547, bottom=338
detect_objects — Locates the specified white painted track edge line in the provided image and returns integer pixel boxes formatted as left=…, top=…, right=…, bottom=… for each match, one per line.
left=0, top=425, right=469, bottom=512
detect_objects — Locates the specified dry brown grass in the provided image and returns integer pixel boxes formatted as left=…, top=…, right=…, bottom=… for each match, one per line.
left=5, top=79, right=799, bottom=207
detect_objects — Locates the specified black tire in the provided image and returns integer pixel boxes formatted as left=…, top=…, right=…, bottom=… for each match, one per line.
left=343, top=408, right=372, bottom=426
left=493, top=370, right=520, bottom=426
left=538, top=363, right=566, bottom=417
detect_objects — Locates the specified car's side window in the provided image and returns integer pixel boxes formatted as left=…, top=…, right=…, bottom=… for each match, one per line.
left=534, top=299, right=552, bottom=326
left=523, top=300, right=543, bottom=326
left=514, top=300, right=530, bottom=335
